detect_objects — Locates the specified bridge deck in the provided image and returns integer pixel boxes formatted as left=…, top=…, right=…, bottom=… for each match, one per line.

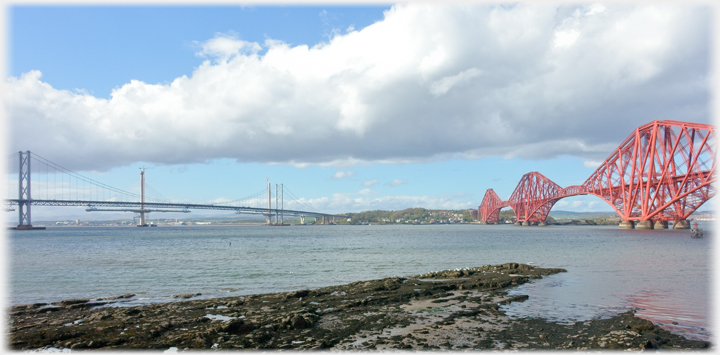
left=5, top=199, right=346, bottom=218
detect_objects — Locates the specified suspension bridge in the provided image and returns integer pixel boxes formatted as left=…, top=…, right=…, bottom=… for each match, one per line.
left=5, top=153, right=346, bottom=229
left=479, top=120, right=716, bottom=229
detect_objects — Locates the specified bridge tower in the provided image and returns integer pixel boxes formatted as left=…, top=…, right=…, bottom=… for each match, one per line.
left=138, top=168, right=146, bottom=226
left=266, top=179, right=271, bottom=225
left=16, top=151, right=33, bottom=229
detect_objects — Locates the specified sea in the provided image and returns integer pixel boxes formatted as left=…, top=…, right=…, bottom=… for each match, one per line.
left=5, top=222, right=714, bottom=342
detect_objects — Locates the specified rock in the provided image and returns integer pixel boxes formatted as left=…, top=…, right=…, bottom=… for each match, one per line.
left=292, top=315, right=309, bottom=329
left=194, top=337, right=209, bottom=347
left=52, top=298, right=90, bottom=306
left=509, top=295, right=529, bottom=302
left=229, top=299, right=244, bottom=307
left=292, top=290, right=310, bottom=298
left=222, top=319, right=256, bottom=335
left=6, top=263, right=709, bottom=351
left=87, top=312, right=112, bottom=322
left=99, top=293, right=135, bottom=300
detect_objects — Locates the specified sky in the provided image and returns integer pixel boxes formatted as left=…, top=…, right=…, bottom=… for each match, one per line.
left=2, top=3, right=715, bottom=221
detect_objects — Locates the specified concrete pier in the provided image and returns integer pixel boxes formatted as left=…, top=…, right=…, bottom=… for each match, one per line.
left=619, top=220, right=635, bottom=229
left=635, top=220, right=653, bottom=230
left=538, top=221, right=547, bottom=226
left=521, top=221, right=531, bottom=226
left=514, top=221, right=521, bottom=226
left=673, top=220, right=690, bottom=229
left=653, top=220, right=668, bottom=229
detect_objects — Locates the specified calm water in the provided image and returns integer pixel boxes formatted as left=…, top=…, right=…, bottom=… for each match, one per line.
left=6, top=223, right=713, bottom=341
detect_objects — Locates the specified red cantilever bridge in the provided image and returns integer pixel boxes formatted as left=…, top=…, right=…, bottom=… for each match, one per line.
left=479, top=120, right=716, bottom=229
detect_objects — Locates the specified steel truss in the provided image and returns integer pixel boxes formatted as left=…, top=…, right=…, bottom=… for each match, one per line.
left=479, top=120, right=716, bottom=224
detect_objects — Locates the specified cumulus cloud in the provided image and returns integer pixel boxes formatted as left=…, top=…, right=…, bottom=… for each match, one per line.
left=195, top=32, right=262, bottom=61
left=332, top=171, right=355, bottom=179
left=387, top=179, right=408, bottom=187
left=5, top=4, right=710, bottom=171
left=429, top=68, right=482, bottom=96
left=362, top=179, right=379, bottom=186
left=358, top=188, right=377, bottom=196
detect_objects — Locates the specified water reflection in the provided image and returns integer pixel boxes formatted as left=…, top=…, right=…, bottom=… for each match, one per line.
left=503, top=224, right=712, bottom=342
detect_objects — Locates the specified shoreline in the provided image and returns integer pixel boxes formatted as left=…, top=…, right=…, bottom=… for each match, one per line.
left=8, top=263, right=710, bottom=351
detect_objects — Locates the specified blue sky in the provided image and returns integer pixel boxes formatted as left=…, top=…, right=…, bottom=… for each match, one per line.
left=4, top=4, right=713, bottom=220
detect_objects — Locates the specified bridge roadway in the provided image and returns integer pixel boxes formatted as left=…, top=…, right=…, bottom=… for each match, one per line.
left=5, top=199, right=346, bottom=219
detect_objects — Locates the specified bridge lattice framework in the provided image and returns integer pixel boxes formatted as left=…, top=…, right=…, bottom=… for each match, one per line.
left=479, top=120, right=716, bottom=228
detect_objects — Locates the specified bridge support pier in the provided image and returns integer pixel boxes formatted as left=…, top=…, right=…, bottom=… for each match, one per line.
left=654, top=220, right=668, bottom=229
left=673, top=220, right=690, bottom=229
left=514, top=221, right=521, bottom=226
left=521, top=221, right=531, bottom=226
left=538, top=221, right=547, bottom=226
left=300, top=216, right=305, bottom=225
left=619, top=220, right=635, bottom=229
left=635, top=220, right=653, bottom=230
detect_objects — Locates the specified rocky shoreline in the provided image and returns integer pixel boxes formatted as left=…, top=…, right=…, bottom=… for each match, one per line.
left=7, top=263, right=710, bottom=351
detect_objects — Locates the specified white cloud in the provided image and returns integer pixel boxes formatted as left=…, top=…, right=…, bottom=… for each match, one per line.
left=332, top=171, right=355, bottom=179
left=5, top=4, right=710, bottom=172
left=362, top=179, right=378, bottom=186
left=583, top=160, right=603, bottom=169
left=358, top=188, right=377, bottom=196
left=387, top=179, right=408, bottom=187
left=195, top=32, right=262, bottom=61
left=429, top=68, right=482, bottom=97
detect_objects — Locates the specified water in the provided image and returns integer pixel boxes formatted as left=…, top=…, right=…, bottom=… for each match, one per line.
left=6, top=223, right=713, bottom=341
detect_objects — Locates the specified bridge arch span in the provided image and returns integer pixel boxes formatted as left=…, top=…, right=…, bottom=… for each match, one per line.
left=478, top=120, right=715, bottom=228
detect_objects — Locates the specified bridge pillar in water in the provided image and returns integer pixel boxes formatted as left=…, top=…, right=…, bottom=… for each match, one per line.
left=635, top=220, right=653, bottom=230
left=514, top=221, right=521, bottom=226
left=673, top=220, right=690, bottom=229
left=521, top=221, right=531, bottom=226
left=15, top=151, right=40, bottom=230
left=619, top=220, right=635, bottom=229
left=538, top=221, right=547, bottom=226
left=300, top=216, right=305, bottom=225
left=653, top=220, right=668, bottom=229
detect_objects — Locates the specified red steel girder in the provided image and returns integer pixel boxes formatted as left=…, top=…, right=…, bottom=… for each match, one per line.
left=478, top=120, right=716, bottom=223
left=508, top=172, right=564, bottom=223
left=479, top=189, right=506, bottom=224
left=582, top=120, right=715, bottom=221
